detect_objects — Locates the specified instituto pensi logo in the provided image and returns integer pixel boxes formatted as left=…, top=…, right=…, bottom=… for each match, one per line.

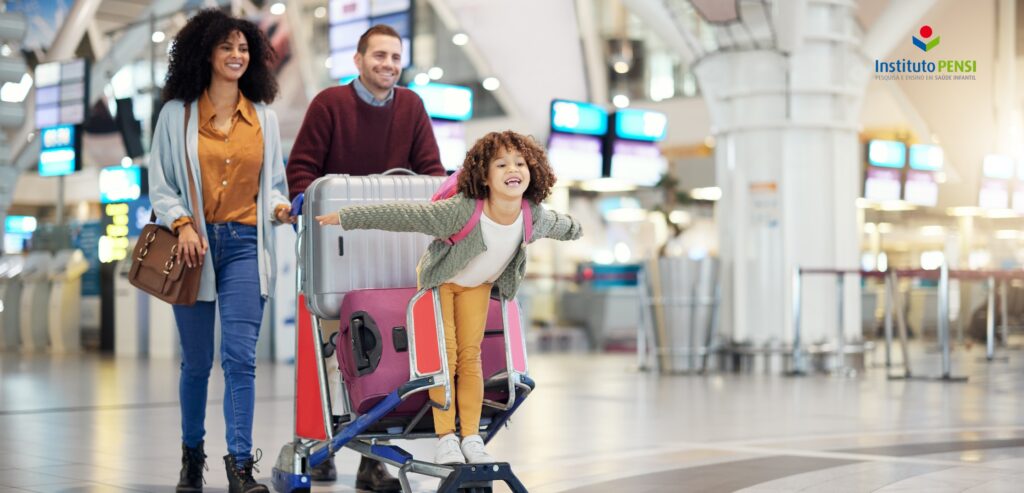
left=912, top=25, right=940, bottom=52
left=873, top=24, right=976, bottom=81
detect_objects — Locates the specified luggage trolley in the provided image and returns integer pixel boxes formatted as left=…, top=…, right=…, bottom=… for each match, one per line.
left=272, top=173, right=533, bottom=493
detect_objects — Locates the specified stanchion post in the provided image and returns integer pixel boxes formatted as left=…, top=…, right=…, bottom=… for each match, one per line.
left=999, top=279, right=1008, bottom=347
left=791, top=267, right=803, bottom=375
left=986, top=276, right=995, bottom=361
left=883, top=271, right=893, bottom=368
left=892, top=271, right=912, bottom=379
left=835, top=273, right=846, bottom=373
left=938, top=262, right=951, bottom=379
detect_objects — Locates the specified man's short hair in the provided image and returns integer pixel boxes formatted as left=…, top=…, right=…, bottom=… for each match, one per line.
left=357, top=24, right=402, bottom=54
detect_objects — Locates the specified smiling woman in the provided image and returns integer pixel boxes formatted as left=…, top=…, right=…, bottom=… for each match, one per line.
left=148, top=8, right=292, bottom=493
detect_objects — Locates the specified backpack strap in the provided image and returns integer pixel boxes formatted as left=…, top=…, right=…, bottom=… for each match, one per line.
left=446, top=198, right=534, bottom=246
left=521, top=199, right=533, bottom=245
left=446, top=199, right=484, bottom=245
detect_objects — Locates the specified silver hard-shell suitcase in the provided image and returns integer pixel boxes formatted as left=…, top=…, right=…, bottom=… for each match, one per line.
left=301, top=173, right=446, bottom=320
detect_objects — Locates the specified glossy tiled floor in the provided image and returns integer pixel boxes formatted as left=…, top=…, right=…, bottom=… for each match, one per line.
left=1, top=342, right=1022, bottom=492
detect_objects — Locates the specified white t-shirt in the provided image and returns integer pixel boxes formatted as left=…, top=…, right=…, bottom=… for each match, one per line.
left=448, top=211, right=523, bottom=287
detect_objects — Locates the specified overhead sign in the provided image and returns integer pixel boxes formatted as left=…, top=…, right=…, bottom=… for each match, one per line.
left=328, top=0, right=412, bottom=80
left=867, top=140, right=906, bottom=168
left=34, top=58, right=88, bottom=128
left=550, top=99, right=607, bottom=136
left=409, top=82, right=473, bottom=121
left=5, top=215, right=37, bottom=234
left=614, top=108, right=667, bottom=142
left=38, top=124, right=79, bottom=177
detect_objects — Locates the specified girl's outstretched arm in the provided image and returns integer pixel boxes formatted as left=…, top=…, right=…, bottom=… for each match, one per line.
left=535, top=208, right=583, bottom=241
left=318, top=198, right=466, bottom=237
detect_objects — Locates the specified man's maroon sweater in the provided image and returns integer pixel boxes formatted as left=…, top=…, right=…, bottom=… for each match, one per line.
left=286, top=84, right=445, bottom=199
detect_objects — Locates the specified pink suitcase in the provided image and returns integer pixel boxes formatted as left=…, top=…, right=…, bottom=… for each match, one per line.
left=337, top=287, right=513, bottom=419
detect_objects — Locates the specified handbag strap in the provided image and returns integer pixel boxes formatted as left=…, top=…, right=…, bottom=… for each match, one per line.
left=181, top=103, right=205, bottom=240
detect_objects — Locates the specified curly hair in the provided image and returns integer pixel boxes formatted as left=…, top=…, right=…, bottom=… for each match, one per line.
left=162, top=9, right=278, bottom=104
left=457, top=131, right=558, bottom=204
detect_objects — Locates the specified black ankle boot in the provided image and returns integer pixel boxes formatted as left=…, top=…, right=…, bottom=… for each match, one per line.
left=176, top=441, right=207, bottom=493
left=224, top=451, right=269, bottom=493
left=309, top=456, right=337, bottom=481
left=355, top=456, right=401, bottom=492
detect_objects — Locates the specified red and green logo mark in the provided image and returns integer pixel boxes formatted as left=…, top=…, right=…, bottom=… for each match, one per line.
left=913, top=25, right=940, bottom=52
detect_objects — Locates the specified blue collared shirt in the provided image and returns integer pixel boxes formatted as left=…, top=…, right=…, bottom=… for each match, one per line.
left=352, top=77, right=394, bottom=107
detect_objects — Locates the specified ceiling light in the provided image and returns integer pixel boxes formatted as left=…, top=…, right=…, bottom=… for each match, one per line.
left=121, top=156, right=133, bottom=167
left=996, top=230, right=1020, bottom=239
left=669, top=210, right=692, bottom=225
left=612, top=94, right=629, bottom=108
left=482, top=77, right=500, bottom=91
left=580, top=178, right=636, bottom=193
left=919, top=225, right=945, bottom=236
left=452, top=33, right=469, bottom=46
left=877, top=200, right=915, bottom=212
left=324, top=57, right=332, bottom=69
left=690, top=187, right=722, bottom=201
left=985, top=209, right=1020, bottom=219
left=877, top=222, right=894, bottom=234
left=414, top=73, right=431, bottom=86
left=613, top=61, right=630, bottom=74
left=151, top=31, right=165, bottom=43
left=0, top=44, right=10, bottom=57
left=270, top=3, right=286, bottom=15
left=946, top=206, right=982, bottom=217
left=314, top=6, right=327, bottom=18
left=428, top=66, right=444, bottom=80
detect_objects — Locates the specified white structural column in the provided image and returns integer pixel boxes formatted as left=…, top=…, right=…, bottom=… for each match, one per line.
left=688, top=0, right=864, bottom=345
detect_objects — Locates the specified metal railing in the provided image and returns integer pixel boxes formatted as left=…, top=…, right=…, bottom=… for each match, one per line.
left=793, top=264, right=1021, bottom=381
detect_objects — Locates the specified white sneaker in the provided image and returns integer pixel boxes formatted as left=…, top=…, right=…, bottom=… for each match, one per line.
left=435, top=434, right=466, bottom=464
left=460, top=435, right=495, bottom=464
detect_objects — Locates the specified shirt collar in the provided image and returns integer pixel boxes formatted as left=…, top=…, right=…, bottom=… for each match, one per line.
left=352, top=76, right=394, bottom=107
left=199, top=90, right=257, bottom=126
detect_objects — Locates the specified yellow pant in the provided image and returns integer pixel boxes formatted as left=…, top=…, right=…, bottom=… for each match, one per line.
left=429, top=282, right=491, bottom=437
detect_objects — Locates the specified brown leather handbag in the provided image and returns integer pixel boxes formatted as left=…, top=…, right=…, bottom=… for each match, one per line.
left=129, top=104, right=205, bottom=305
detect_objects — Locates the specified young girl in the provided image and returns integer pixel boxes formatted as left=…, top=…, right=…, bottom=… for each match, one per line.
left=317, top=130, right=582, bottom=465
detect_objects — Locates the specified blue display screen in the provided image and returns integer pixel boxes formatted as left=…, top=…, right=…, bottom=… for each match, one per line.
left=99, top=166, right=143, bottom=203
left=909, top=144, right=943, bottom=171
left=551, top=100, right=607, bottom=136
left=867, top=140, right=906, bottom=168
left=409, top=82, right=473, bottom=121
left=614, top=108, right=667, bottom=142
left=38, top=124, right=77, bottom=177
left=39, top=147, right=76, bottom=176
left=5, top=215, right=37, bottom=234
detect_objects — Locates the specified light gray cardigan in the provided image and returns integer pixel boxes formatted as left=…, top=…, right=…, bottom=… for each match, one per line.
left=148, top=98, right=291, bottom=301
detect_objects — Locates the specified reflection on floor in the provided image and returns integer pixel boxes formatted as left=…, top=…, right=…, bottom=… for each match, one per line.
left=0, top=345, right=1022, bottom=492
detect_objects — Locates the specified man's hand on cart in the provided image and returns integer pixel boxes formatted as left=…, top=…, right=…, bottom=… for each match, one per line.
left=290, top=194, right=304, bottom=231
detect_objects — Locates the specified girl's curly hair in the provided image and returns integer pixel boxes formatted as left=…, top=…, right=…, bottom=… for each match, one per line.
left=162, top=9, right=278, bottom=104
left=457, top=131, right=557, bottom=204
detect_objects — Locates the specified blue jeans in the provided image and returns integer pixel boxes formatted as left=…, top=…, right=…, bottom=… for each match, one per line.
left=173, top=222, right=264, bottom=462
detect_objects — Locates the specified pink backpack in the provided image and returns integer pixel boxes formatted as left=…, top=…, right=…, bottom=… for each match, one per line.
left=431, top=170, right=533, bottom=246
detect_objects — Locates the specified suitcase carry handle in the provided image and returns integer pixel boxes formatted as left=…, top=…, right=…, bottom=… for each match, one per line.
left=381, top=168, right=417, bottom=176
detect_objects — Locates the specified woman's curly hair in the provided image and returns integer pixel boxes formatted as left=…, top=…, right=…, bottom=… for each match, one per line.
left=162, top=9, right=278, bottom=103
left=457, top=131, right=557, bottom=204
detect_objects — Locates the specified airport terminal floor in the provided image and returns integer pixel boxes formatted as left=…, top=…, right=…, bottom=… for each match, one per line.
left=1, top=344, right=1022, bottom=493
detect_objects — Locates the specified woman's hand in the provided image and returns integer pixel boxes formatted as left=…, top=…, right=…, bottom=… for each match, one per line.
left=316, top=214, right=340, bottom=226
left=177, top=225, right=208, bottom=269
left=274, top=205, right=295, bottom=224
